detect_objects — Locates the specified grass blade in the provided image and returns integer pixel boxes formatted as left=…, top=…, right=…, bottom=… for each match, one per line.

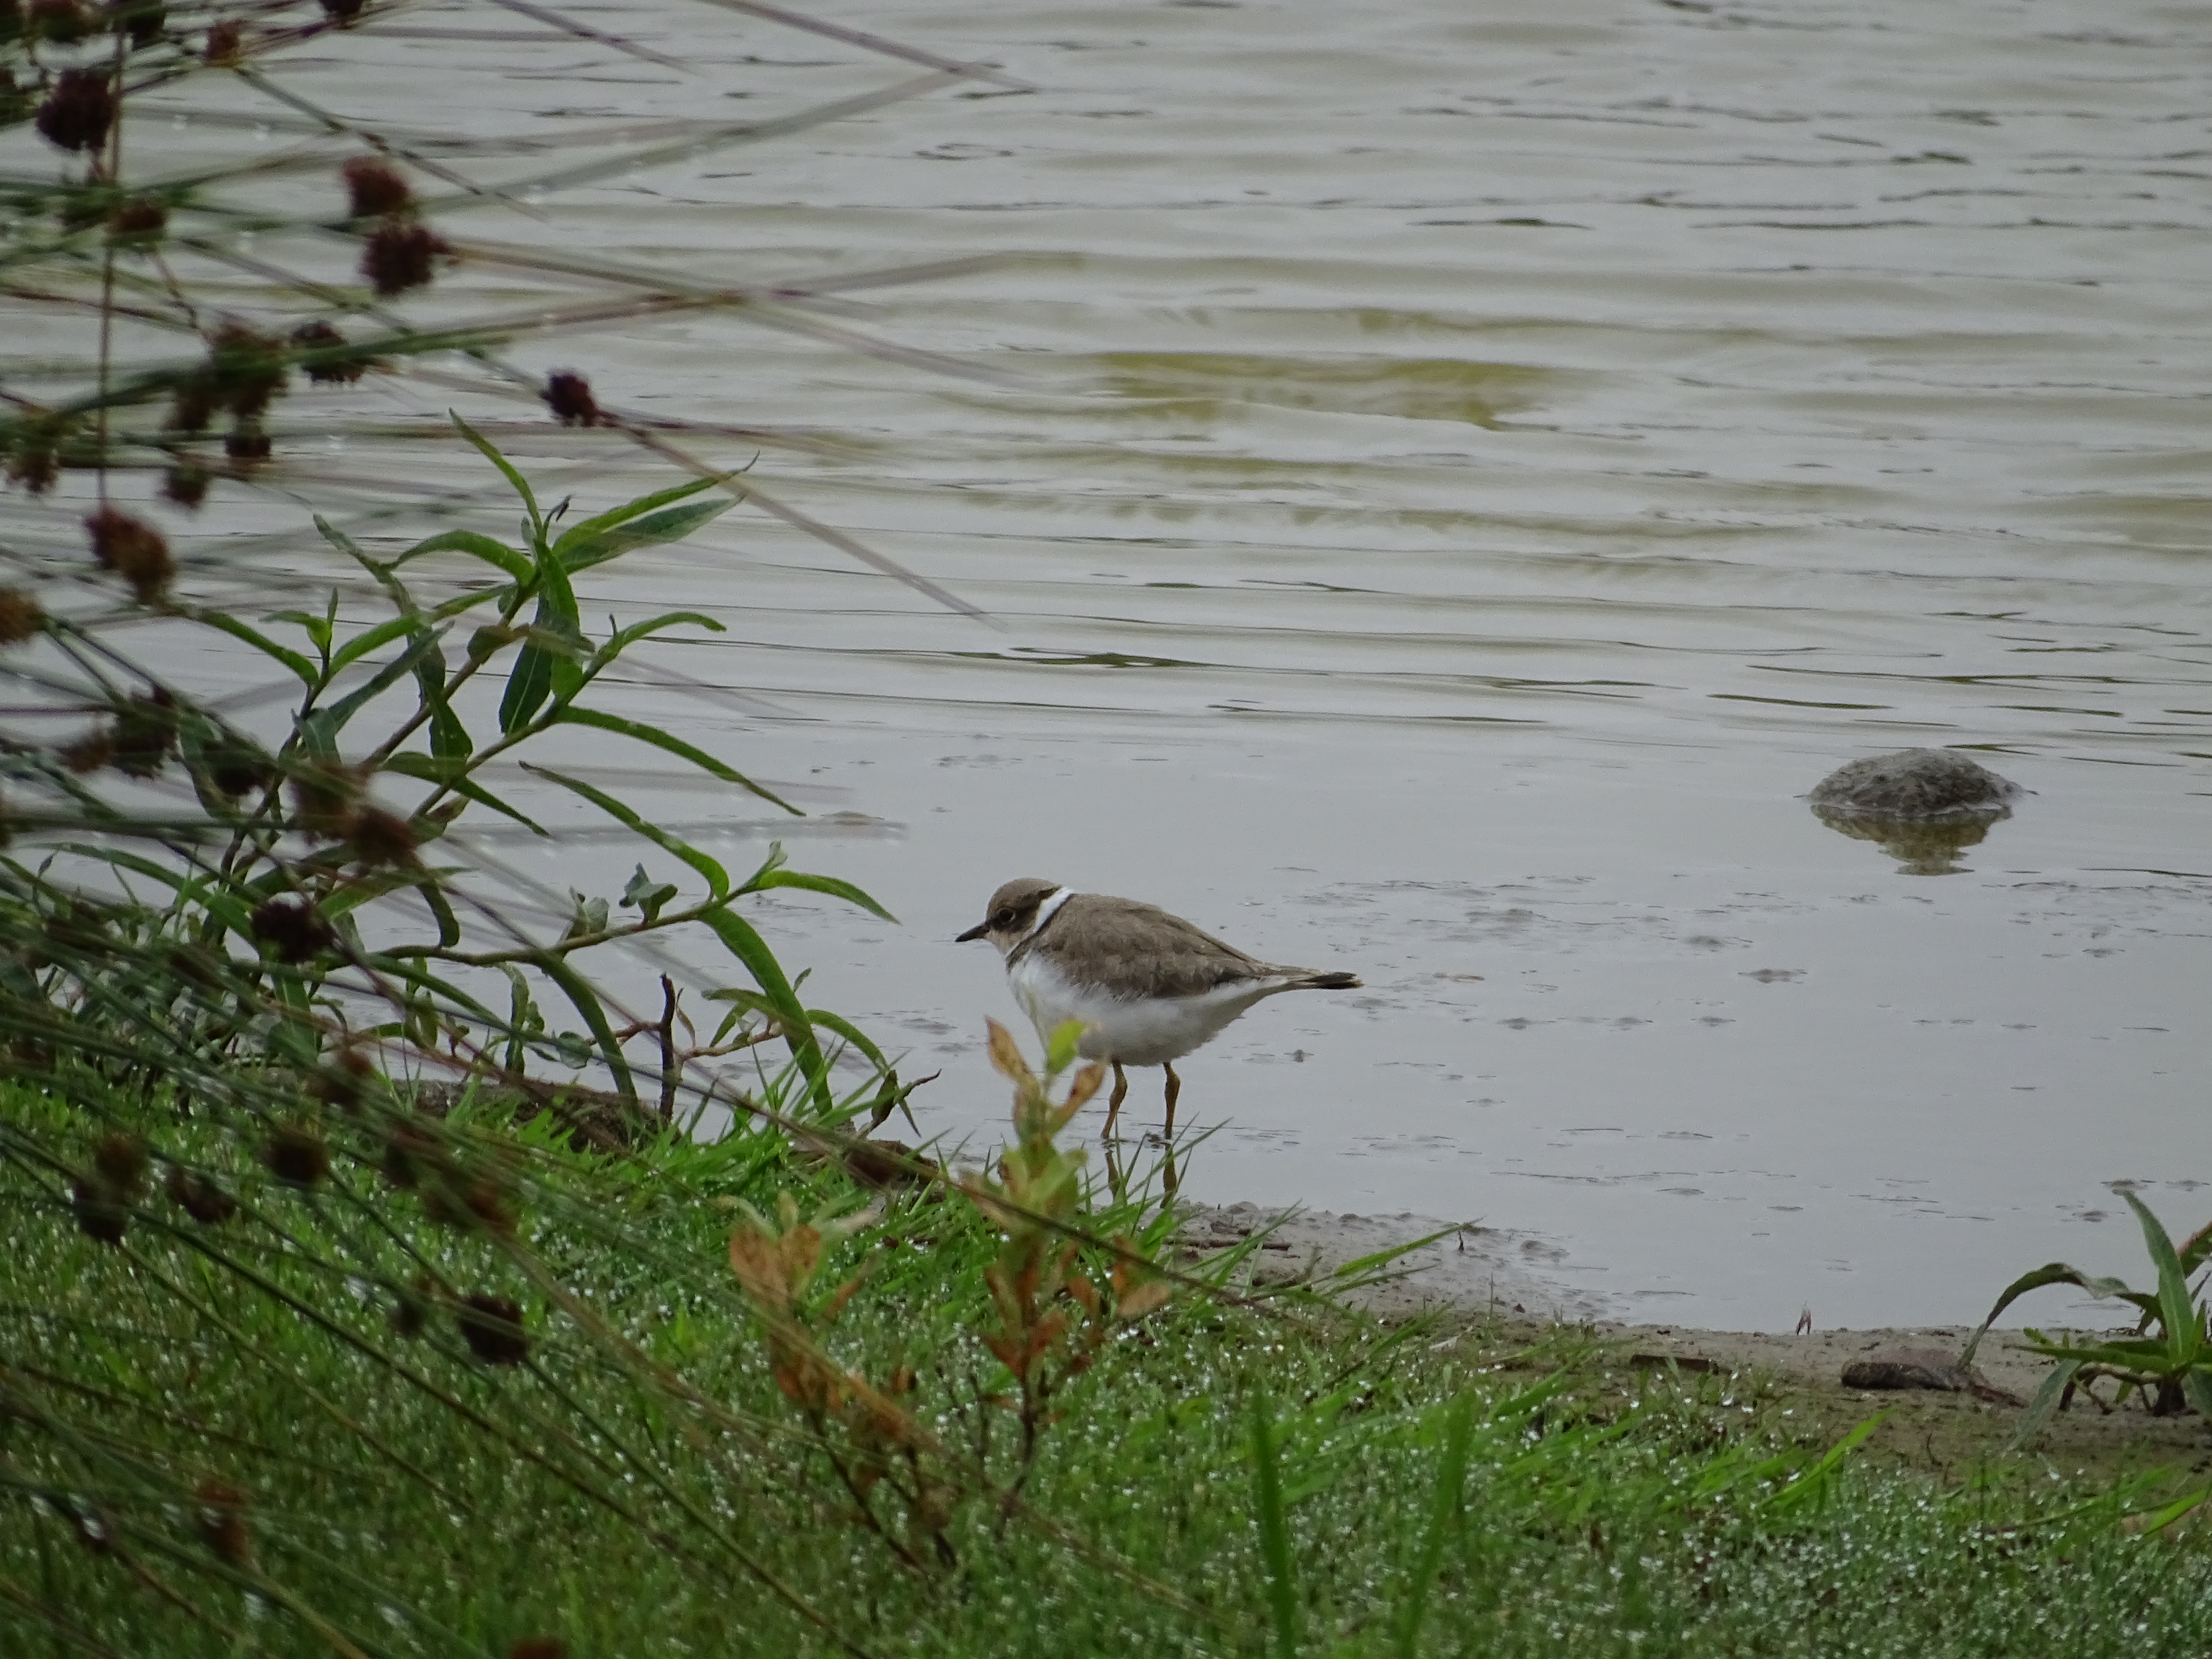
left=1249, top=1391, right=1300, bottom=1659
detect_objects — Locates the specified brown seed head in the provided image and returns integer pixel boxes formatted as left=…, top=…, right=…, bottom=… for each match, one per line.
left=340, top=156, right=410, bottom=218
left=249, top=896, right=335, bottom=964
left=6, top=437, right=59, bottom=495
left=509, top=1641, right=569, bottom=1659
left=543, top=371, right=601, bottom=428
left=319, top=0, right=365, bottom=23
left=391, top=1277, right=431, bottom=1339
left=110, top=689, right=178, bottom=777
left=207, top=742, right=274, bottom=799
left=381, top=1122, right=438, bottom=1189
left=288, top=758, right=360, bottom=837
left=162, top=463, right=212, bottom=508
left=35, top=67, right=116, bottom=153
left=311, top=1043, right=375, bottom=1110
left=29, top=0, right=90, bottom=44
left=61, top=730, right=114, bottom=774
left=203, top=17, right=239, bottom=63
left=84, top=506, right=174, bottom=604
left=166, top=1166, right=238, bottom=1225
left=223, top=425, right=271, bottom=463
left=70, top=1177, right=128, bottom=1243
left=92, top=1132, right=149, bottom=1195
left=261, top=1123, right=329, bottom=1187
left=113, top=0, right=167, bottom=50
left=0, top=589, right=45, bottom=645
left=457, top=1293, right=529, bottom=1365
left=194, top=1481, right=253, bottom=1568
left=291, top=319, right=369, bottom=384
left=343, top=804, right=416, bottom=867
left=362, top=219, right=451, bottom=297
left=108, top=195, right=167, bottom=245
left=207, top=323, right=288, bottom=420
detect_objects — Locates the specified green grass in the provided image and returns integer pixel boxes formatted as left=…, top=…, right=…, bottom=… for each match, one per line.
left=3, top=1077, right=2210, bottom=1658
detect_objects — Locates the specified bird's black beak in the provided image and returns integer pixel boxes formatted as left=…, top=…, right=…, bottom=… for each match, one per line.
left=955, top=921, right=990, bottom=943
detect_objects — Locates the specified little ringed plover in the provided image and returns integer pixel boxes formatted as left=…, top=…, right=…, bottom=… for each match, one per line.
left=958, top=877, right=1362, bottom=1138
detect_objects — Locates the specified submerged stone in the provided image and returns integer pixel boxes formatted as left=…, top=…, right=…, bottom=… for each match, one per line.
left=1807, top=748, right=2023, bottom=876
left=1808, top=748, right=2021, bottom=821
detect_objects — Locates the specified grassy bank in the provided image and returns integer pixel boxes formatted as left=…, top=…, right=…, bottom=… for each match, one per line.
left=4, top=1073, right=2209, bottom=1659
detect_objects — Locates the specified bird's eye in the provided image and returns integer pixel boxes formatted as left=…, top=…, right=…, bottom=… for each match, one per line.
left=992, top=908, right=1014, bottom=926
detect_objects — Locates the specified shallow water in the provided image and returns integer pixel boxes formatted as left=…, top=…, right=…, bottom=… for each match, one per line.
left=20, top=0, right=2212, bottom=1327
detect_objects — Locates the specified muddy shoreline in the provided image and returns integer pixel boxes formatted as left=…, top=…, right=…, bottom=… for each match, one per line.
left=1181, top=1203, right=2212, bottom=1484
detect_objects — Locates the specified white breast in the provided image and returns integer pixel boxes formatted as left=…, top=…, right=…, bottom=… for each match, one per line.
left=1007, top=950, right=1298, bottom=1068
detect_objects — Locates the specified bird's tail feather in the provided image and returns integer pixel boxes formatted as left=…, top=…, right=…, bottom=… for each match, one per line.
left=1295, top=971, right=1361, bottom=990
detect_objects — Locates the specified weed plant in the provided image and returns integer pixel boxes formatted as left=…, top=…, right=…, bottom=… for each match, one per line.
left=3, top=5, right=2210, bottom=1654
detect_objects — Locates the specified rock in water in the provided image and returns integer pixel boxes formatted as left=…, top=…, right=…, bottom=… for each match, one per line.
left=1809, top=748, right=2021, bottom=820
left=1808, top=749, right=2023, bottom=875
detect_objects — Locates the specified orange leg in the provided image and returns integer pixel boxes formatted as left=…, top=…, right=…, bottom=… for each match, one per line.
left=1103, top=1062, right=1128, bottom=1139
left=1162, top=1062, right=1182, bottom=1141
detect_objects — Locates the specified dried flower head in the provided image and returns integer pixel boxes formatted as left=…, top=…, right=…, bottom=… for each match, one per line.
left=509, top=1641, right=569, bottom=1659
left=194, top=1481, right=252, bottom=1568
left=223, top=425, right=271, bottom=463
left=110, top=689, right=179, bottom=777
left=162, top=462, right=211, bottom=508
left=6, top=436, right=59, bottom=495
left=71, top=1176, right=128, bottom=1243
left=249, top=896, right=335, bottom=964
left=288, top=759, right=360, bottom=837
left=0, top=589, right=44, bottom=645
left=457, top=1294, right=529, bottom=1366
left=114, top=0, right=167, bottom=50
left=423, top=1173, right=516, bottom=1237
left=320, top=0, right=365, bottom=23
left=344, top=804, right=416, bottom=867
left=340, top=156, right=410, bottom=218
left=35, top=67, right=116, bottom=153
left=107, top=195, right=167, bottom=245
left=311, top=1044, right=374, bottom=1110
left=84, top=506, right=174, bottom=603
left=60, top=730, right=113, bottom=774
left=93, top=1132, right=149, bottom=1194
left=291, top=319, right=369, bottom=384
left=207, top=323, right=287, bottom=419
left=29, top=0, right=90, bottom=44
left=381, top=1122, right=438, bottom=1189
left=362, top=219, right=451, bottom=297
left=207, top=742, right=273, bottom=799
left=261, top=1123, right=329, bottom=1187
left=543, top=371, right=601, bottom=428
left=203, top=17, right=239, bottom=64
left=166, top=1166, right=238, bottom=1225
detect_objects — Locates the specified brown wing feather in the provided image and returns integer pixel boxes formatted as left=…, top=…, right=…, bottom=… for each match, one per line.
left=1044, top=895, right=1316, bottom=999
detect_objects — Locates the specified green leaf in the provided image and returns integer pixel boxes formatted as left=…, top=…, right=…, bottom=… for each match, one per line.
left=2184, top=1368, right=2212, bottom=1425
left=697, top=905, right=830, bottom=1115
left=187, top=608, right=316, bottom=687
left=450, top=412, right=541, bottom=532
left=1765, top=1412, right=1883, bottom=1516
left=1044, top=1018, right=1085, bottom=1077
left=1396, top=1394, right=1474, bottom=1659
left=1248, top=1392, right=1300, bottom=1659
left=268, top=608, right=335, bottom=662
left=621, top=863, right=680, bottom=926
left=498, top=642, right=556, bottom=736
left=743, top=867, right=897, bottom=923
left=551, top=473, right=721, bottom=558
left=561, top=498, right=735, bottom=574
left=549, top=706, right=797, bottom=812
left=392, top=527, right=534, bottom=582
left=2011, top=1359, right=2083, bottom=1451
left=383, top=751, right=549, bottom=836
left=1961, top=1261, right=2147, bottom=1367
left=326, top=613, right=426, bottom=678
left=806, top=1009, right=887, bottom=1074
left=522, top=764, right=728, bottom=897
left=2122, top=1188, right=2203, bottom=1365
left=586, top=611, right=725, bottom=678
left=527, top=952, right=635, bottom=1107
left=309, top=628, right=447, bottom=741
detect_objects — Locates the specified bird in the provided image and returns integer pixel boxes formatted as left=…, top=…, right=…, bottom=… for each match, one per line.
left=957, top=876, right=1362, bottom=1139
